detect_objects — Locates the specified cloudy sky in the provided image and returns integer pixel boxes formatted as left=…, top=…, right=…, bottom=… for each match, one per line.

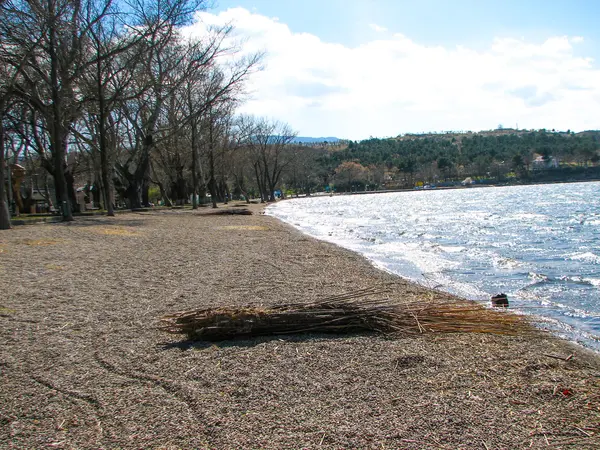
left=191, top=0, right=600, bottom=140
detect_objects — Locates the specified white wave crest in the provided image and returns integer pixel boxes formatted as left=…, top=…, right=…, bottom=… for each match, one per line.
left=567, top=252, right=600, bottom=264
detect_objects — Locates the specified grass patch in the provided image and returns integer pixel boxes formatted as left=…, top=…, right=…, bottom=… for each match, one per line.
left=19, top=239, right=61, bottom=246
left=92, top=227, right=139, bottom=236
left=0, top=306, right=16, bottom=315
left=12, top=214, right=55, bottom=221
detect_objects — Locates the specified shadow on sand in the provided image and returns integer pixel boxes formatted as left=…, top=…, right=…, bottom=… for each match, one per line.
left=158, top=331, right=385, bottom=351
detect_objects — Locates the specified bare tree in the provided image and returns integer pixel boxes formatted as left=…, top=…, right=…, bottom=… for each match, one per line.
left=283, top=145, right=327, bottom=196
left=201, top=99, right=236, bottom=207
left=117, top=22, right=260, bottom=209
left=1, top=0, right=208, bottom=219
left=0, top=6, right=46, bottom=228
left=0, top=94, right=12, bottom=229
left=0, top=0, right=117, bottom=220
left=88, top=0, right=209, bottom=211
left=2, top=0, right=263, bottom=221
left=228, top=117, right=257, bottom=203
left=80, top=1, right=140, bottom=215
left=0, top=6, right=34, bottom=228
left=243, top=117, right=297, bottom=202
left=180, top=40, right=261, bottom=209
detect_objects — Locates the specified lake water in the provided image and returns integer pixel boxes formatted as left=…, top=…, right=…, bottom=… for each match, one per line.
left=267, top=182, right=600, bottom=351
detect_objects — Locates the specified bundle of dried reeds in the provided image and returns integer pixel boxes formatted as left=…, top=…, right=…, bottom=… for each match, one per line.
left=206, top=209, right=253, bottom=216
left=160, top=287, right=532, bottom=341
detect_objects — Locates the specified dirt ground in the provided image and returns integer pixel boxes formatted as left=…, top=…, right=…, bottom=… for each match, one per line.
left=1, top=204, right=599, bottom=449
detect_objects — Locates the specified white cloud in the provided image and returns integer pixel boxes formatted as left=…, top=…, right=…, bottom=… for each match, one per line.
left=369, top=23, right=388, bottom=33
left=191, top=8, right=600, bottom=140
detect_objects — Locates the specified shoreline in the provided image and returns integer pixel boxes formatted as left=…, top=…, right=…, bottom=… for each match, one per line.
left=268, top=187, right=600, bottom=355
left=267, top=210, right=600, bottom=355
left=1, top=205, right=599, bottom=448
left=285, top=178, right=600, bottom=199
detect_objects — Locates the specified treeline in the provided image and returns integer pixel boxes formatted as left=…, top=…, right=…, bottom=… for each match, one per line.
left=328, top=130, right=600, bottom=190
left=1, top=0, right=308, bottom=229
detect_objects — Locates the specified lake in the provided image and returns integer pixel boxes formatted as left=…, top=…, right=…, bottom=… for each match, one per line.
left=267, top=182, right=600, bottom=351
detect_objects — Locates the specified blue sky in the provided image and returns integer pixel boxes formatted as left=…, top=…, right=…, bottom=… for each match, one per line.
left=194, top=1, right=600, bottom=139
left=214, top=0, right=599, bottom=51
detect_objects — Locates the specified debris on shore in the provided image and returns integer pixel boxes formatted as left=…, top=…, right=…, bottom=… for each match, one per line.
left=161, top=287, right=530, bottom=341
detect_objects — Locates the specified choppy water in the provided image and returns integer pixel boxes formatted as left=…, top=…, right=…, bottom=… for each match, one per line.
left=267, top=182, right=600, bottom=351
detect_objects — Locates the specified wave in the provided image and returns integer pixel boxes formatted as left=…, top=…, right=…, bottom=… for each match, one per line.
left=567, top=252, right=600, bottom=264
left=528, top=271, right=549, bottom=282
left=523, top=272, right=600, bottom=288
left=584, top=277, right=600, bottom=287
left=494, top=257, right=522, bottom=269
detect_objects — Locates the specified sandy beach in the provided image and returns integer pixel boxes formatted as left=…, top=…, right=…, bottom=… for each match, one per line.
left=1, top=204, right=599, bottom=449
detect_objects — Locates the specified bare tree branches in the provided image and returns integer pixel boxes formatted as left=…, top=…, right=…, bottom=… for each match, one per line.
left=1, top=0, right=269, bottom=219
left=238, top=116, right=297, bottom=202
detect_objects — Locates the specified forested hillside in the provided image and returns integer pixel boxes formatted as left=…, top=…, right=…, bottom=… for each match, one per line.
left=321, top=129, right=600, bottom=191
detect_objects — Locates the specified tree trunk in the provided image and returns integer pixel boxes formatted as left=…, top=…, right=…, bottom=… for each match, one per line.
left=157, top=180, right=172, bottom=207
left=253, top=162, right=263, bottom=203
left=208, top=177, right=218, bottom=208
left=268, top=172, right=281, bottom=202
left=174, top=168, right=187, bottom=204
left=126, top=184, right=137, bottom=209
left=65, top=168, right=77, bottom=212
left=0, top=104, right=11, bottom=229
left=7, top=147, right=14, bottom=215
left=99, top=96, right=114, bottom=216
left=44, top=178, right=53, bottom=212
left=127, top=141, right=151, bottom=210
left=223, top=180, right=230, bottom=204
left=261, top=172, right=269, bottom=202
left=191, top=123, right=198, bottom=209
left=96, top=41, right=115, bottom=216
left=48, top=3, right=73, bottom=222
left=92, top=178, right=102, bottom=208
left=52, top=132, right=73, bottom=221
left=142, top=179, right=149, bottom=206
left=208, top=144, right=218, bottom=208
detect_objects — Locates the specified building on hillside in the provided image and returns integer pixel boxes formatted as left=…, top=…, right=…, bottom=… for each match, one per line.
left=532, top=155, right=559, bottom=170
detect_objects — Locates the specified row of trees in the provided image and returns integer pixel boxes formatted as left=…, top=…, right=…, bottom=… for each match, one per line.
left=332, top=130, right=600, bottom=188
left=1, top=0, right=313, bottom=230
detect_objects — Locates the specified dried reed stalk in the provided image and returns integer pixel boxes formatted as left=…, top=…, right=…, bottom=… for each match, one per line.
left=161, top=287, right=532, bottom=341
left=206, top=209, right=253, bottom=216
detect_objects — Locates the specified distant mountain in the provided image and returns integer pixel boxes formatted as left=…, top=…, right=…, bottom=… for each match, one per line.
left=292, top=136, right=340, bottom=144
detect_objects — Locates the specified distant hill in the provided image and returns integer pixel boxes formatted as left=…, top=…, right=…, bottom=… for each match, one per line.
left=397, top=128, right=600, bottom=143
left=292, top=136, right=340, bottom=144
left=327, top=128, right=600, bottom=186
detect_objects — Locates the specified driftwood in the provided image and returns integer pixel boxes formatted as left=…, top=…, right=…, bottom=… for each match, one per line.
left=161, top=287, right=532, bottom=341
left=205, top=209, right=253, bottom=216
